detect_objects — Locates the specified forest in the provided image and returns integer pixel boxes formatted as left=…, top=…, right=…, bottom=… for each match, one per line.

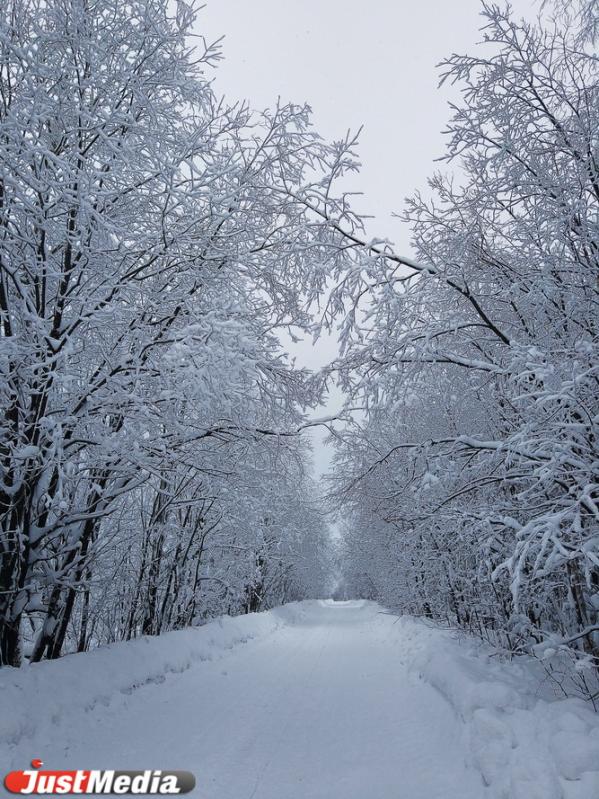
left=0, top=0, right=597, bottom=706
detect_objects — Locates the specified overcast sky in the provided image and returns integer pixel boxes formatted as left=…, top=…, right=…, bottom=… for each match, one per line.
left=199, top=0, right=536, bottom=478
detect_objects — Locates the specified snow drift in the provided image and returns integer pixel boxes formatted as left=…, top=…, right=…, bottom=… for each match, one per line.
left=393, top=615, right=599, bottom=799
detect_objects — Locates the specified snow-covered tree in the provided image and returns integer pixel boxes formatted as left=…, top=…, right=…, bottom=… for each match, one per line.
left=0, top=0, right=351, bottom=665
left=331, top=0, right=599, bottom=692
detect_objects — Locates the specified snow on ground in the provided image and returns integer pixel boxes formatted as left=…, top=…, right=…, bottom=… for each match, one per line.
left=1, top=600, right=599, bottom=798
left=392, top=616, right=599, bottom=799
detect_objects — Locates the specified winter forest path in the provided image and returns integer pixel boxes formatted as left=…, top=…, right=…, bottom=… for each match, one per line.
left=21, top=601, right=483, bottom=799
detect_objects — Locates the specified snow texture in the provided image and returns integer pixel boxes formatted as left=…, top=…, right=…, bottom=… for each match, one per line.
left=2, top=601, right=599, bottom=798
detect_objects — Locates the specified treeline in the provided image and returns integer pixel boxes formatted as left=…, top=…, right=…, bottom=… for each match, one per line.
left=0, top=0, right=356, bottom=665
left=332, top=2, right=599, bottom=699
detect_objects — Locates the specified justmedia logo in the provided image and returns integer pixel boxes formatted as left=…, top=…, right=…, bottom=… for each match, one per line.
left=4, top=760, right=196, bottom=794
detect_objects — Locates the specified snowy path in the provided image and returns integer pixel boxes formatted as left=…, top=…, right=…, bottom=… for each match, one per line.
left=10, top=601, right=484, bottom=799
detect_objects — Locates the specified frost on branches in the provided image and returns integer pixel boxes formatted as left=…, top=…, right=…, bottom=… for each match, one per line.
left=332, top=2, right=599, bottom=699
left=0, top=0, right=350, bottom=665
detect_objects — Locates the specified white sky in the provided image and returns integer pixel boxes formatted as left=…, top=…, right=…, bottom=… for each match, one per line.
left=199, top=0, right=537, bottom=478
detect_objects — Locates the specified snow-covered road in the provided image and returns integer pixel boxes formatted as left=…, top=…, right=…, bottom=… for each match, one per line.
left=4, top=600, right=599, bottom=798
left=11, top=601, right=482, bottom=799
left=149, top=599, right=483, bottom=799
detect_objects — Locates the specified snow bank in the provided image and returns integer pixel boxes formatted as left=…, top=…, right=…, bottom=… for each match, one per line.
left=393, top=616, right=599, bottom=799
left=0, top=602, right=312, bottom=757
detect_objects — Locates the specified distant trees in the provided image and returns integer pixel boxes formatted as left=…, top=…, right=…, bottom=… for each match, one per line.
left=0, top=0, right=349, bottom=665
left=332, top=1, right=599, bottom=695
